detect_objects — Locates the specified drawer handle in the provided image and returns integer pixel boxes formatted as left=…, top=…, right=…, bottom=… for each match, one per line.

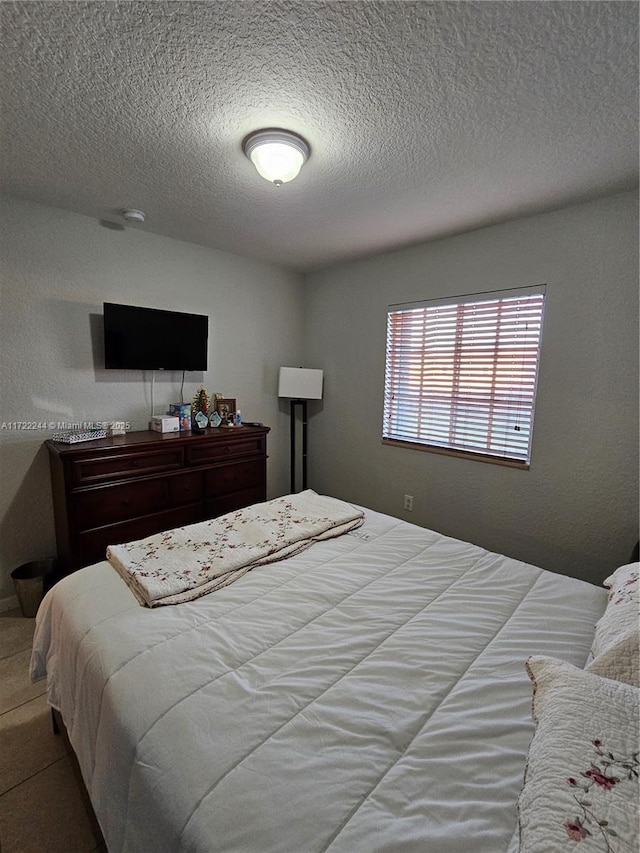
left=224, top=446, right=231, bottom=454
left=130, top=460, right=139, bottom=468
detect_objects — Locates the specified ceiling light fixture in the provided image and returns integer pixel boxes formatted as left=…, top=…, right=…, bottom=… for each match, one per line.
left=243, top=129, right=310, bottom=186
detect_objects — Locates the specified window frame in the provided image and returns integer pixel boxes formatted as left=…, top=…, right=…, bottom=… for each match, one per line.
left=382, top=285, right=546, bottom=469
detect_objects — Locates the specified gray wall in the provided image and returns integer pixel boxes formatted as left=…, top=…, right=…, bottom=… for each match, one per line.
left=0, top=196, right=304, bottom=603
left=303, top=193, right=639, bottom=583
left=1, top=192, right=637, bottom=603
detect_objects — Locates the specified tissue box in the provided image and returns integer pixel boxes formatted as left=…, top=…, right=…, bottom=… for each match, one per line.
left=150, top=416, right=180, bottom=433
left=169, top=404, right=192, bottom=431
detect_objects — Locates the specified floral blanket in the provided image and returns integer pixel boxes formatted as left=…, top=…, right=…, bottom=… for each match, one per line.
left=106, top=490, right=364, bottom=607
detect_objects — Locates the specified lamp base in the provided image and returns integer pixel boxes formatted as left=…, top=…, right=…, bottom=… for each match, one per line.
left=290, top=399, right=308, bottom=493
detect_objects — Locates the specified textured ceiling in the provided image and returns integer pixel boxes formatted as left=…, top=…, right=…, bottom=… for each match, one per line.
left=1, top=1, right=638, bottom=271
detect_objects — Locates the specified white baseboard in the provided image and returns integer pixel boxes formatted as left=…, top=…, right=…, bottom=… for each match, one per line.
left=0, top=595, right=19, bottom=613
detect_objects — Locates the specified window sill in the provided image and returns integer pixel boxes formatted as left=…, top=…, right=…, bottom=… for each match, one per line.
left=381, top=438, right=530, bottom=470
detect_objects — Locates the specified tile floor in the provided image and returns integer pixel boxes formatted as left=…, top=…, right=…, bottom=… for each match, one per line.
left=0, top=609, right=106, bottom=852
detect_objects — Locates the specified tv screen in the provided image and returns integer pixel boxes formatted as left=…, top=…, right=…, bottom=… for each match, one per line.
left=103, top=302, right=208, bottom=371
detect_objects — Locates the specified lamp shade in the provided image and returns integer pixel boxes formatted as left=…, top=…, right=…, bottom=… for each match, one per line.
left=278, top=367, right=323, bottom=400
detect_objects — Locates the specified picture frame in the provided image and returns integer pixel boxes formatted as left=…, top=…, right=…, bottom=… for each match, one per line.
left=214, top=398, right=236, bottom=423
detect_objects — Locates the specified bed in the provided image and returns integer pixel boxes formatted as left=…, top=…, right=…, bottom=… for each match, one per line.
left=30, top=496, right=639, bottom=853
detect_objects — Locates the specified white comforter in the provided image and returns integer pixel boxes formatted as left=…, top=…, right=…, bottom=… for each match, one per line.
left=31, top=508, right=606, bottom=853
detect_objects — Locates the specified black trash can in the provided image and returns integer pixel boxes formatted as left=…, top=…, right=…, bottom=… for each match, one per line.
left=11, top=559, right=57, bottom=618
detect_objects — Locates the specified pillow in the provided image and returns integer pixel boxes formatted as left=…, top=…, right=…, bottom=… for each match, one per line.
left=518, top=655, right=639, bottom=853
left=587, top=562, right=639, bottom=687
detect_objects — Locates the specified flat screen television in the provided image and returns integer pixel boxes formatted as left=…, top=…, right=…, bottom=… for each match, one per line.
left=103, top=302, right=209, bottom=371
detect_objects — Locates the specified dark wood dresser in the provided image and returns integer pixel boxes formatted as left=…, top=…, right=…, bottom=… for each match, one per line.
left=46, top=425, right=270, bottom=576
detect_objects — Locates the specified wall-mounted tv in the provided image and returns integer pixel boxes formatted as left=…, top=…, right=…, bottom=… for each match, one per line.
left=103, top=302, right=209, bottom=371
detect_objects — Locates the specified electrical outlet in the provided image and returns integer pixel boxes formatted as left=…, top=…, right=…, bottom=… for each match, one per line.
left=404, top=494, right=413, bottom=511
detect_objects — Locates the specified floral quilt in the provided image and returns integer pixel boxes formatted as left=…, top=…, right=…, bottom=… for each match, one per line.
left=106, top=490, right=364, bottom=607
left=518, top=656, right=639, bottom=853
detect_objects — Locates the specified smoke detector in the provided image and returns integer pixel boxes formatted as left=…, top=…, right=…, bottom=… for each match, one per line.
left=122, top=209, right=146, bottom=223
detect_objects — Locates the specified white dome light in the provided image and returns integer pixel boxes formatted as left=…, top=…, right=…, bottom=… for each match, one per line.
left=243, top=129, right=310, bottom=186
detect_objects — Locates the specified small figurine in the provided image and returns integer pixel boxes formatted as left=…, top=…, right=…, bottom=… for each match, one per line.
left=193, top=410, right=208, bottom=433
left=192, top=386, right=210, bottom=418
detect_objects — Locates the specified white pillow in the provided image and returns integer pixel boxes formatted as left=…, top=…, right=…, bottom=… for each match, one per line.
left=587, top=562, right=639, bottom=687
left=518, top=655, right=639, bottom=853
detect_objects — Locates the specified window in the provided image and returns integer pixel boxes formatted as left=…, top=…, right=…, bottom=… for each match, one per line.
left=383, top=286, right=545, bottom=467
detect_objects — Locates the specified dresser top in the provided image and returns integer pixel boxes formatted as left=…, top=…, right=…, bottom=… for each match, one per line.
left=45, top=424, right=270, bottom=457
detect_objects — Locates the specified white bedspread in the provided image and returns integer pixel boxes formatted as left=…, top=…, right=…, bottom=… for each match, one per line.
left=30, top=507, right=606, bottom=853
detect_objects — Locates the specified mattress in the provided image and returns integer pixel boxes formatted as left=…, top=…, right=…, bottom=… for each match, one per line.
left=30, top=506, right=607, bottom=853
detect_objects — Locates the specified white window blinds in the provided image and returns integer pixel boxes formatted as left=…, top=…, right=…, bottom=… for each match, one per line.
left=383, top=286, right=545, bottom=465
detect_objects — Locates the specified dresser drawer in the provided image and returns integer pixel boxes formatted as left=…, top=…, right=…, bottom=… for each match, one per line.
left=186, top=435, right=264, bottom=466
left=205, top=460, right=264, bottom=498
left=206, top=486, right=265, bottom=519
left=71, top=448, right=184, bottom=485
left=169, top=471, right=204, bottom=507
left=76, top=504, right=202, bottom=568
left=72, top=478, right=171, bottom=528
